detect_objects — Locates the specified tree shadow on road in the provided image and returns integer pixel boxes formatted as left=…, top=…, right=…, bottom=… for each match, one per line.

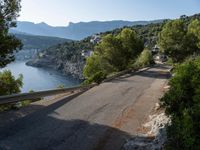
left=110, top=69, right=170, bottom=83
left=0, top=90, right=130, bottom=150
left=0, top=90, right=88, bottom=128
left=0, top=87, right=160, bottom=150
left=135, top=70, right=171, bottom=79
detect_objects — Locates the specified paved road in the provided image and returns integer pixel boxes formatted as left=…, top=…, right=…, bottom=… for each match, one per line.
left=0, top=65, right=170, bottom=150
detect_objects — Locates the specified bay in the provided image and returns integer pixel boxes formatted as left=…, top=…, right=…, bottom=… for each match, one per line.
left=1, top=61, right=81, bottom=93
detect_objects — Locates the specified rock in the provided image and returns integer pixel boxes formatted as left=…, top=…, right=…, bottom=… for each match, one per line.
left=154, top=103, right=160, bottom=111
left=124, top=112, right=170, bottom=150
left=144, top=113, right=170, bottom=135
left=26, top=56, right=84, bottom=79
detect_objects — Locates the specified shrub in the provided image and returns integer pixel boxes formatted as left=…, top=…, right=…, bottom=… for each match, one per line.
left=0, top=70, right=23, bottom=95
left=12, top=100, right=32, bottom=110
left=0, top=100, right=32, bottom=112
left=0, top=70, right=23, bottom=112
left=158, top=19, right=200, bottom=63
left=0, top=0, right=22, bottom=68
left=83, top=28, right=144, bottom=82
left=90, top=71, right=107, bottom=84
left=161, top=57, right=200, bottom=149
left=83, top=71, right=107, bottom=85
left=57, top=84, right=65, bottom=89
left=83, top=54, right=104, bottom=78
left=134, top=49, right=154, bottom=68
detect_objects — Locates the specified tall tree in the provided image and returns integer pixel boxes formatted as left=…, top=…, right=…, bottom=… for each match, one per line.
left=95, top=28, right=144, bottom=71
left=0, top=0, right=22, bottom=68
left=83, top=28, right=144, bottom=83
left=158, top=19, right=198, bottom=63
left=188, top=19, right=200, bottom=49
left=161, top=57, right=200, bottom=149
left=117, top=28, right=144, bottom=58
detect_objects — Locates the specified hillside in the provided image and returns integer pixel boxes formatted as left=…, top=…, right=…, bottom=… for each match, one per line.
left=27, top=13, right=200, bottom=78
left=15, top=34, right=71, bottom=49
left=14, top=34, right=70, bottom=60
left=27, top=38, right=94, bottom=78
left=10, top=20, right=164, bottom=40
left=26, top=21, right=164, bottom=78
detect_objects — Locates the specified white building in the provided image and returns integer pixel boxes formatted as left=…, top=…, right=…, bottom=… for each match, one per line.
left=90, top=34, right=101, bottom=44
left=81, top=50, right=93, bottom=58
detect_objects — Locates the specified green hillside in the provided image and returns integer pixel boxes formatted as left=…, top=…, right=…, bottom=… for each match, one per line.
left=14, top=34, right=71, bottom=49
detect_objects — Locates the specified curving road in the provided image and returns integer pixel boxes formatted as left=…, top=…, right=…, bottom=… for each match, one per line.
left=0, top=64, right=170, bottom=150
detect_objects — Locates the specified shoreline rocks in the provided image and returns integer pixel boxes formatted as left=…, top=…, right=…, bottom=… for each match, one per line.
left=26, top=58, right=85, bottom=79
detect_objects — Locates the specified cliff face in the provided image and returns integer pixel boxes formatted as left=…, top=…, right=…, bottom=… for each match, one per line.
left=27, top=56, right=85, bottom=79
left=26, top=40, right=94, bottom=79
left=62, top=61, right=85, bottom=79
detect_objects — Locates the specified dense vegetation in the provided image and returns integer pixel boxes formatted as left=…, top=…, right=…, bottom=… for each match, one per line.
left=161, top=58, right=200, bottom=149
left=0, top=0, right=22, bottom=68
left=27, top=16, right=165, bottom=78
left=134, top=49, right=154, bottom=68
left=83, top=14, right=200, bottom=149
left=41, top=39, right=94, bottom=64
left=1, top=1, right=200, bottom=148
left=158, top=19, right=200, bottom=63
left=99, top=22, right=164, bottom=50
left=0, top=0, right=23, bottom=95
left=26, top=37, right=95, bottom=78
left=14, top=34, right=70, bottom=49
left=0, top=70, right=23, bottom=95
left=0, top=0, right=26, bottom=111
left=158, top=15, right=200, bottom=149
left=33, top=13, right=200, bottom=81
left=102, top=13, right=200, bottom=51
left=0, top=70, right=24, bottom=111
left=83, top=28, right=146, bottom=84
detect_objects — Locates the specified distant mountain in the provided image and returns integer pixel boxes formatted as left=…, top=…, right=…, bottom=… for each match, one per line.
left=13, top=33, right=71, bottom=60
left=9, top=29, right=31, bottom=35
left=14, top=33, right=71, bottom=49
left=10, top=20, right=164, bottom=40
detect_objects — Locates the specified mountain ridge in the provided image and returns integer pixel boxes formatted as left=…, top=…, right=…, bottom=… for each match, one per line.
left=10, top=20, right=164, bottom=40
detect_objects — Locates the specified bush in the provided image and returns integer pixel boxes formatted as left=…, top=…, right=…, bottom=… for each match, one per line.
left=0, top=103, right=13, bottom=112
left=0, top=70, right=23, bottom=112
left=83, top=54, right=104, bottom=78
left=57, top=84, right=65, bottom=89
left=0, top=70, right=23, bottom=95
left=158, top=19, right=200, bottom=63
left=161, top=57, right=200, bottom=149
left=0, top=100, right=32, bottom=112
left=83, top=71, right=107, bottom=85
left=83, top=28, right=144, bottom=82
left=90, top=71, right=107, bottom=84
left=134, top=49, right=154, bottom=68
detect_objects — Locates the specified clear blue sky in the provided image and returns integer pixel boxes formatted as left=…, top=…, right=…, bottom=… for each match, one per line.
left=18, top=0, right=200, bottom=26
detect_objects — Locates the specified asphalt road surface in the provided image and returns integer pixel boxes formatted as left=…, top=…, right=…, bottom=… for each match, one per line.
left=0, top=64, right=170, bottom=150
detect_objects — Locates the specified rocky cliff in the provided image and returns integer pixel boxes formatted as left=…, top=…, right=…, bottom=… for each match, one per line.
left=26, top=39, right=94, bottom=79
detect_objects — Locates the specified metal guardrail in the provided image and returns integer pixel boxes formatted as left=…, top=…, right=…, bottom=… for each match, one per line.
left=103, top=68, right=134, bottom=82
left=0, top=66, right=151, bottom=105
left=0, top=84, right=97, bottom=105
